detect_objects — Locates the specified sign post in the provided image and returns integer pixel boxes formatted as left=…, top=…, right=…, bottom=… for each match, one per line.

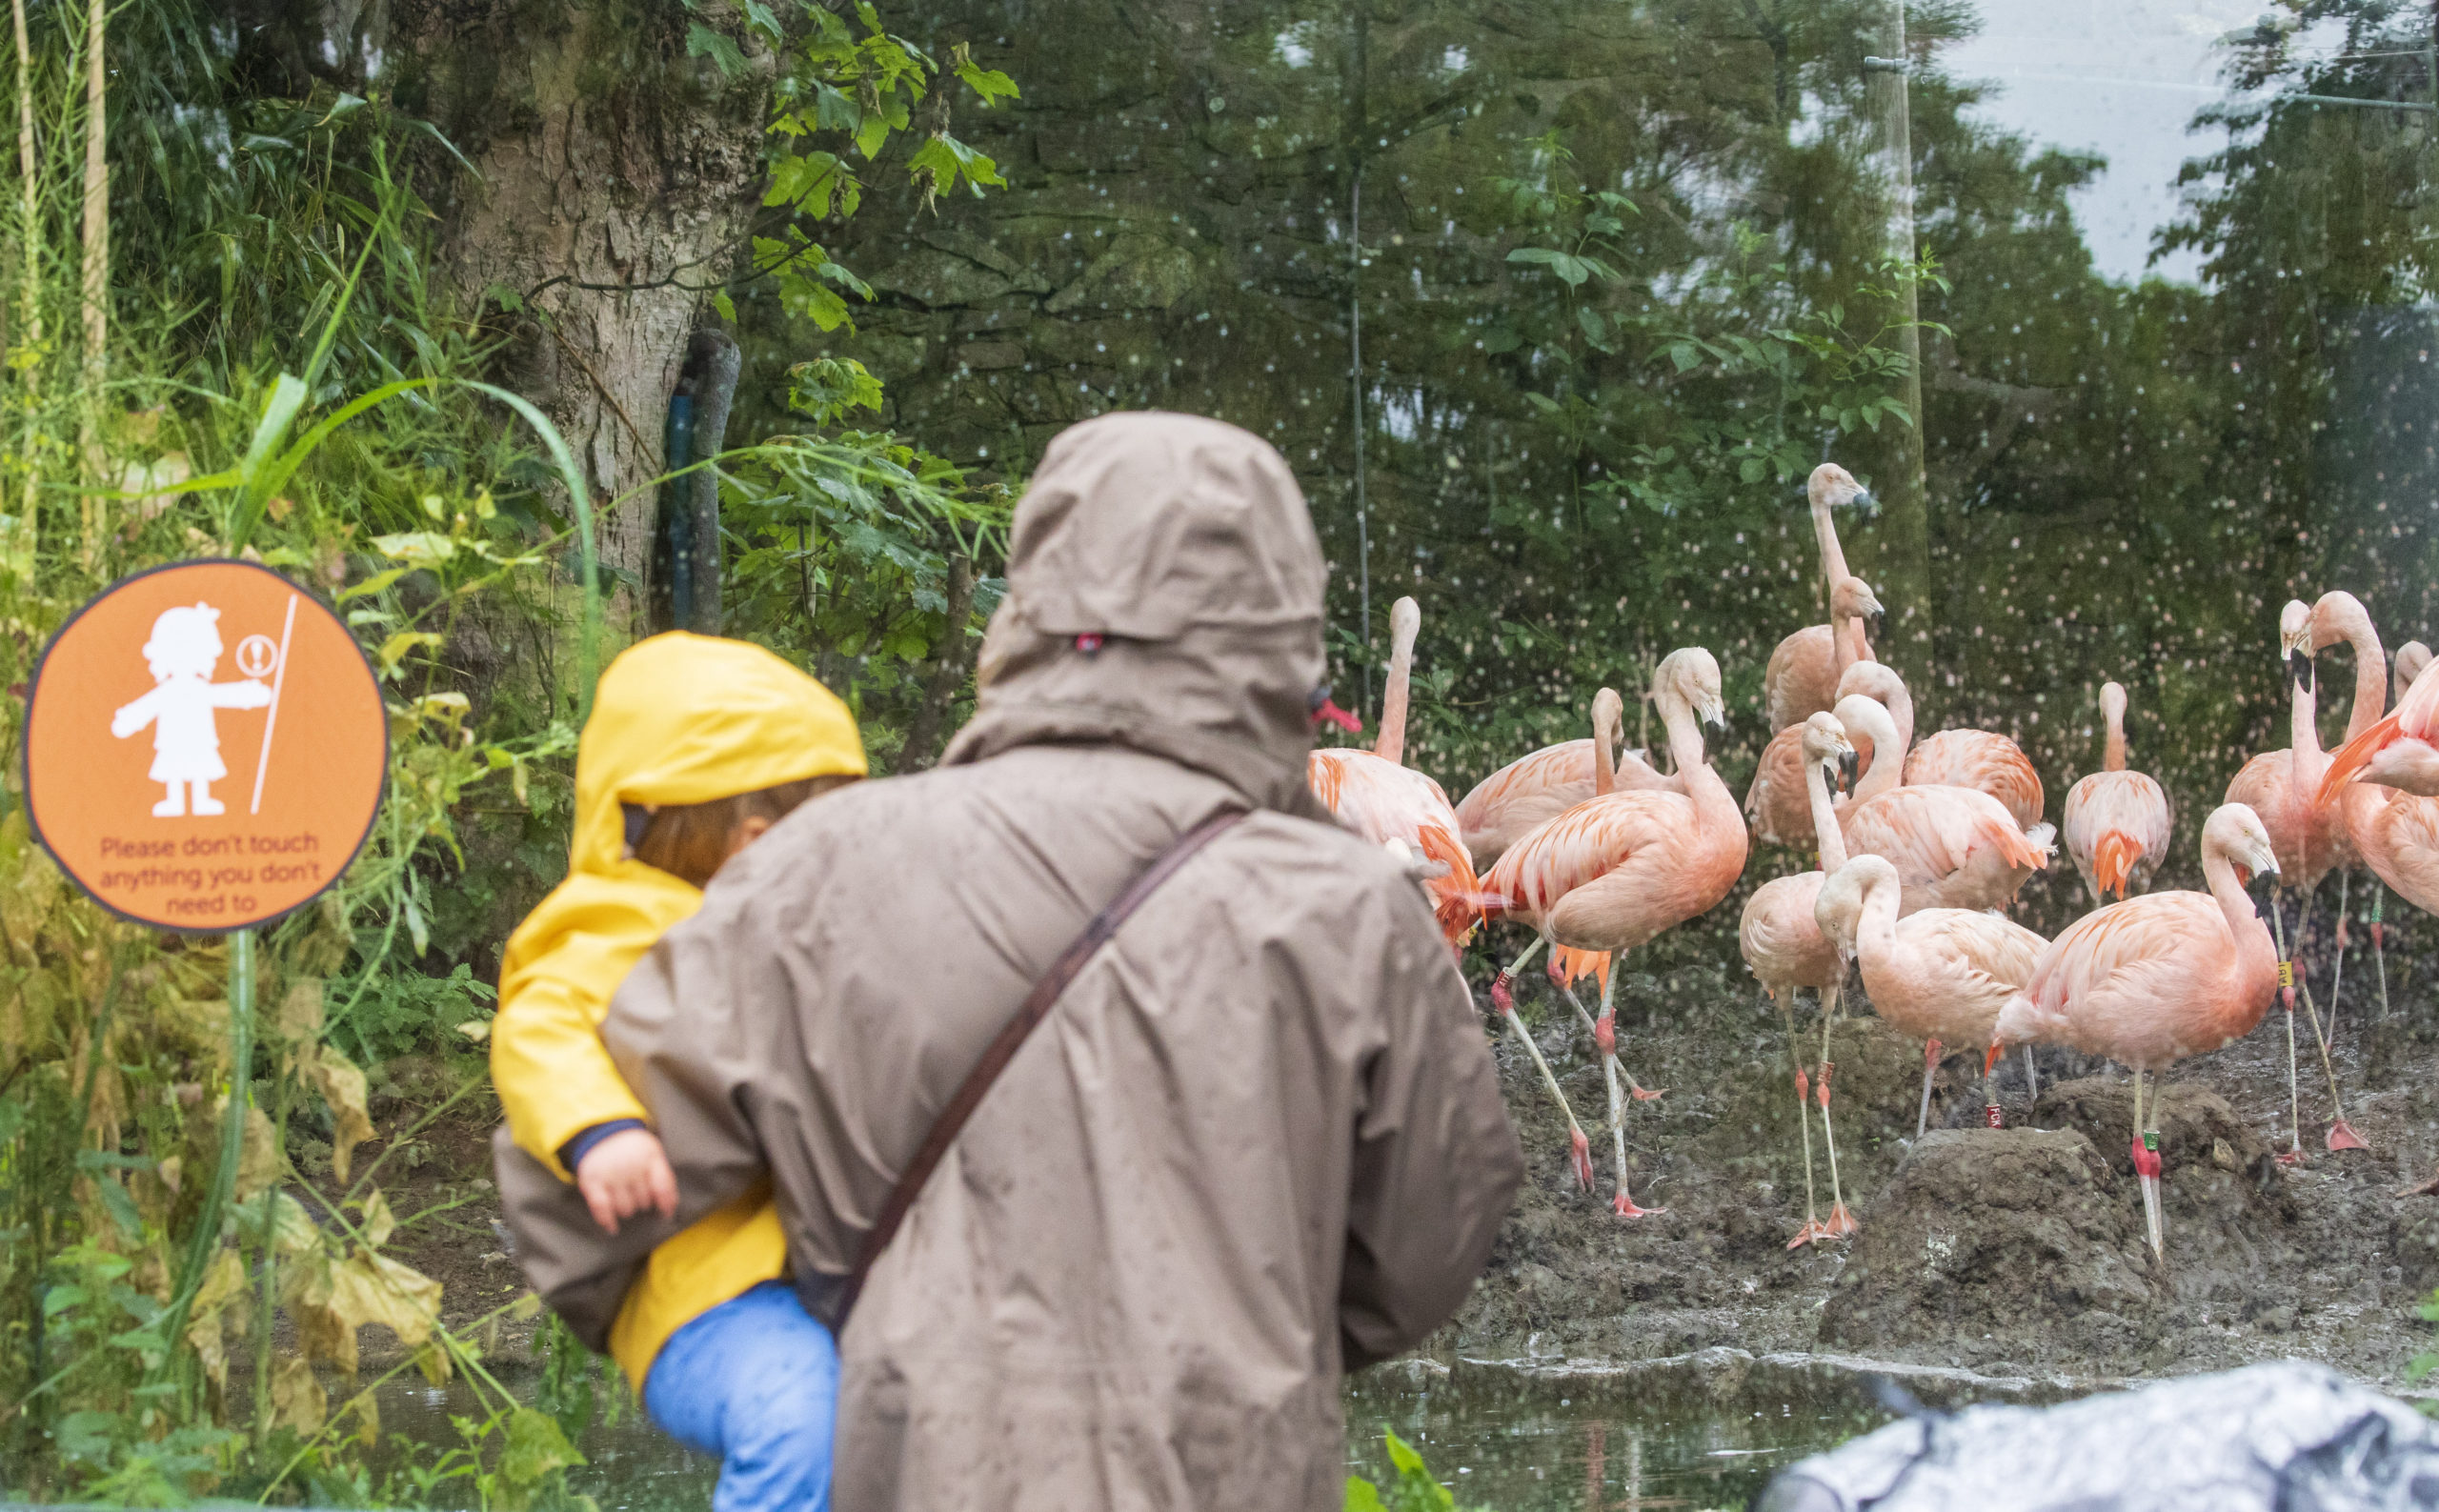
left=21, top=558, right=387, bottom=1348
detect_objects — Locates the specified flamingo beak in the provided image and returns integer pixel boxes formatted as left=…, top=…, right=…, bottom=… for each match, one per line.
left=1849, top=487, right=1879, bottom=518
left=1866, top=607, right=1887, bottom=643
left=1837, top=749, right=1861, bottom=794
left=2245, top=864, right=2279, bottom=913
left=1702, top=698, right=1728, bottom=732
left=2286, top=651, right=2311, bottom=696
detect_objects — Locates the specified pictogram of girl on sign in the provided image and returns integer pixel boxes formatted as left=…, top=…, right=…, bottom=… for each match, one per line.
left=110, top=602, right=272, bottom=816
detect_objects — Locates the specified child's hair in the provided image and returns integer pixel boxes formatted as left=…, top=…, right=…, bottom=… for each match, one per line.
left=630, top=773, right=857, bottom=887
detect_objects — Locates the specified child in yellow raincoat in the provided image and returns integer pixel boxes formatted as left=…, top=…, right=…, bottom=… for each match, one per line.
left=491, top=632, right=865, bottom=1512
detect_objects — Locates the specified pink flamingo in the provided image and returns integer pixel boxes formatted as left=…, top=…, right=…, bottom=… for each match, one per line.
left=1307, top=596, right=1483, bottom=945
left=1763, top=464, right=1880, bottom=731
left=1746, top=576, right=1884, bottom=849
left=1830, top=686, right=2054, bottom=915
left=2226, top=598, right=2361, bottom=1154
left=1905, top=728, right=2044, bottom=834
left=1738, top=713, right=1864, bottom=1245
left=2063, top=681, right=2172, bottom=904
left=1456, top=687, right=1674, bottom=868
left=1485, top=647, right=1748, bottom=1217
left=1814, top=854, right=2046, bottom=1137
left=1990, top=803, right=2282, bottom=1257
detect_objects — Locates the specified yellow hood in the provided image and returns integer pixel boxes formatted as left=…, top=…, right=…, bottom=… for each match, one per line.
left=568, top=631, right=868, bottom=878
left=494, top=633, right=864, bottom=1179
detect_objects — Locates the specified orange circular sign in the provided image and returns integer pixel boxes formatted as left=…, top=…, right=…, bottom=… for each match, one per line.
left=25, top=559, right=386, bottom=933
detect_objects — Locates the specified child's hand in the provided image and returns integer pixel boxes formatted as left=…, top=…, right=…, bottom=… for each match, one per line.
left=574, top=1127, right=677, bottom=1235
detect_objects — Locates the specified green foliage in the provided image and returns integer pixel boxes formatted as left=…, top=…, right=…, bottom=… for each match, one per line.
left=747, top=0, right=1018, bottom=328
left=719, top=363, right=1010, bottom=755
left=1344, top=1430, right=1485, bottom=1512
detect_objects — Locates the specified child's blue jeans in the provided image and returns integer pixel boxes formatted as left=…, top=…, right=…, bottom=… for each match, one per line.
left=641, top=1280, right=839, bottom=1512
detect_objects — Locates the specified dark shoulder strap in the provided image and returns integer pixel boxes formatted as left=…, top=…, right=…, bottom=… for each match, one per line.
left=839, top=806, right=1248, bottom=1320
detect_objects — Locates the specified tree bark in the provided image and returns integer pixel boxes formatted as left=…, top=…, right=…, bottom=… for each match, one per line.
left=385, top=0, right=774, bottom=607
left=898, top=554, right=978, bottom=770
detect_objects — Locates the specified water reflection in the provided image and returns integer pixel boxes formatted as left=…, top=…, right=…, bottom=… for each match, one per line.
left=1339, top=1369, right=1890, bottom=1511
left=363, top=1364, right=1893, bottom=1512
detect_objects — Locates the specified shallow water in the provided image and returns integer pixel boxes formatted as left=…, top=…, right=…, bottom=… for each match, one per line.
left=367, top=1361, right=1895, bottom=1511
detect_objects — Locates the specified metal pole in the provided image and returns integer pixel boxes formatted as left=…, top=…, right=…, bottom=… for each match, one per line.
left=1350, top=171, right=1373, bottom=719
left=1864, top=14, right=1933, bottom=696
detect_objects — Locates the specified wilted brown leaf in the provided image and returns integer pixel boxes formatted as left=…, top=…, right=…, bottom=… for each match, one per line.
left=185, top=1247, right=251, bottom=1392
left=276, top=978, right=324, bottom=1040
left=270, top=1353, right=327, bottom=1436
left=358, top=1188, right=395, bottom=1249
left=305, top=1043, right=374, bottom=1183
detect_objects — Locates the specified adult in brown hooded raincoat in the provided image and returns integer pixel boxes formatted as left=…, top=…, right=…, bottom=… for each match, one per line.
left=497, top=412, right=1522, bottom=1510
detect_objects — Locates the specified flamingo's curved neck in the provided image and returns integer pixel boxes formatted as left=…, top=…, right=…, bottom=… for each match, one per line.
left=1847, top=700, right=1908, bottom=804
left=1375, top=619, right=1417, bottom=767
left=2201, top=838, right=2273, bottom=968
left=2103, top=700, right=2127, bottom=773
left=1853, top=871, right=1904, bottom=979
left=1657, top=686, right=1734, bottom=820
left=1593, top=698, right=1617, bottom=797
left=1805, top=749, right=1849, bottom=873
left=2331, top=602, right=2388, bottom=742
left=2288, top=677, right=2326, bottom=794
left=1810, top=493, right=1852, bottom=601
left=1831, top=594, right=1867, bottom=681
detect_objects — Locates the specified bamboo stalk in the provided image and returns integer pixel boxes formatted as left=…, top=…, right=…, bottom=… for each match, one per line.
left=77, top=0, right=103, bottom=567
left=10, top=0, right=37, bottom=578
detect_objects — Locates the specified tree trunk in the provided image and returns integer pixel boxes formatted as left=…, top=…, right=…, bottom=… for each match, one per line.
left=898, top=554, right=978, bottom=770
left=386, top=0, right=774, bottom=606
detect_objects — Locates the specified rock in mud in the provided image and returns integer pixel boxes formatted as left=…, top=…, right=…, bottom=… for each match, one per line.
left=1820, top=1127, right=2166, bottom=1367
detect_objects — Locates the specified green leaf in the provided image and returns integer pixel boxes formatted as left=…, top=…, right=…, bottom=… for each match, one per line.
left=686, top=21, right=748, bottom=79
left=498, top=1407, right=586, bottom=1486
left=1344, top=1477, right=1389, bottom=1512
left=223, top=373, right=311, bottom=546
left=1668, top=341, right=1700, bottom=373
left=713, top=288, right=737, bottom=323
left=337, top=567, right=408, bottom=603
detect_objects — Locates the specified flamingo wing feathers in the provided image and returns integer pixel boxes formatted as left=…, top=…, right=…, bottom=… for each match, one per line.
left=1309, top=749, right=1485, bottom=942
left=1486, top=789, right=1688, bottom=925
left=1842, top=785, right=2046, bottom=896
left=1905, top=730, right=2045, bottom=830
left=2065, top=770, right=2172, bottom=899
left=2326, top=654, right=2439, bottom=803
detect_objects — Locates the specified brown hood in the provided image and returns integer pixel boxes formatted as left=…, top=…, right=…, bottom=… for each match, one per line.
left=943, top=412, right=1327, bottom=813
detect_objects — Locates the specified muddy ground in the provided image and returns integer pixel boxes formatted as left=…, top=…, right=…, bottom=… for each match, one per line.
left=335, top=921, right=2439, bottom=1391
left=1442, top=932, right=2439, bottom=1390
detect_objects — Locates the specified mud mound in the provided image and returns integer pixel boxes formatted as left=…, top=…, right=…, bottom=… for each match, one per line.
left=1820, top=1128, right=2166, bottom=1369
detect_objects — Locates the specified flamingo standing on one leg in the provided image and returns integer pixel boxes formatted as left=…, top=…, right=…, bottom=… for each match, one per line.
left=1486, top=647, right=1749, bottom=1217
left=1307, top=596, right=1484, bottom=944
left=1747, top=576, right=1884, bottom=849
left=1830, top=687, right=2054, bottom=915
left=1739, top=713, right=1864, bottom=1246
left=2064, top=681, right=2173, bottom=904
left=1990, top=803, right=2283, bottom=1258
left=1763, top=464, right=1879, bottom=731
left=2225, top=599, right=2359, bottom=1155
left=1814, top=854, right=2046, bottom=1137
left=1455, top=687, right=1674, bottom=868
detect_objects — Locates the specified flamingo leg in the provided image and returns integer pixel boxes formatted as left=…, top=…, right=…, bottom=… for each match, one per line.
left=2269, top=891, right=2305, bottom=1163
left=2024, top=1045, right=2040, bottom=1101
left=2373, top=881, right=2392, bottom=1024
left=1817, top=983, right=1855, bottom=1238
left=1778, top=992, right=1824, bottom=1249
left=1596, top=964, right=1663, bottom=1218
left=2292, top=885, right=2368, bottom=1151
left=1491, top=936, right=1595, bottom=1190
left=2132, top=1067, right=2164, bottom=1260
left=1915, top=1038, right=1943, bottom=1139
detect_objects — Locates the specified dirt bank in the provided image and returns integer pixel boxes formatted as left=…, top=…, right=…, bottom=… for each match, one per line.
left=1439, top=943, right=2439, bottom=1388
left=341, top=928, right=2439, bottom=1389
